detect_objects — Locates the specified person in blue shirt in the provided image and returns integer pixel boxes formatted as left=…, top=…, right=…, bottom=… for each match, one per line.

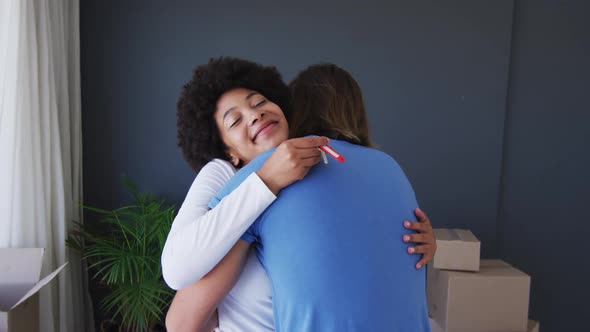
left=210, top=64, right=431, bottom=331
left=166, top=58, right=435, bottom=331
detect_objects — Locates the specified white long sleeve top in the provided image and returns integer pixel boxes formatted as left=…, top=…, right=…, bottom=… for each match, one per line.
left=161, top=159, right=276, bottom=332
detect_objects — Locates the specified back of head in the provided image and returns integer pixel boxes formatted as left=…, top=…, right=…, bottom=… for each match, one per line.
left=288, top=64, right=372, bottom=147
left=177, top=57, right=289, bottom=171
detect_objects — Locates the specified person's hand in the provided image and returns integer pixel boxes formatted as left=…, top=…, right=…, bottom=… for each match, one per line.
left=402, top=208, right=437, bottom=269
left=256, top=136, right=329, bottom=195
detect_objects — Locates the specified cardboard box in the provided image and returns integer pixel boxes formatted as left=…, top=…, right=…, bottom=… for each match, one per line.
left=427, top=259, right=530, bottom=332
left=432, top=229, right=480, bottom=272
left=429, top=317, right=539, bottom=332
left=429, top=316, right=444, bottom=332
left=0, top=248, right=67, bottom=332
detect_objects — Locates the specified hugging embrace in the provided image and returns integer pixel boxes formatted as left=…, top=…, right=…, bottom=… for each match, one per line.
left=161, top=57, right=436, bottom=332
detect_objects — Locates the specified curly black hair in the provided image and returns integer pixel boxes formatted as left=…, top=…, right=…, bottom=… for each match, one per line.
left=177, top=57, right=290, bottom=172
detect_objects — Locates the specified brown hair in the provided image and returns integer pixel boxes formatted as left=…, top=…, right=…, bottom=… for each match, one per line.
left=288, top=63, right=372, bottom=147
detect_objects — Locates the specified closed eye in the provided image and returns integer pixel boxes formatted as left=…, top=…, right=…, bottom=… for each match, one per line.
left=254, top=100, right=267, bottom=107
left=230, top=117, right=241, bottom=128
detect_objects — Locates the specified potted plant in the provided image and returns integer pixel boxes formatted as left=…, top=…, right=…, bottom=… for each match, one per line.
left=67, top=179, right=176, bottom=331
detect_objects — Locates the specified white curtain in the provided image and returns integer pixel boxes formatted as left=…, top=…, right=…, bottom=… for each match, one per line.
left=0, top=0, right=94, bottom=331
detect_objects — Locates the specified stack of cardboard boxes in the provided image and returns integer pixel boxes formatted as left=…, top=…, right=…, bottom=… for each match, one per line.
left=427, top=229, right=540, bottom=332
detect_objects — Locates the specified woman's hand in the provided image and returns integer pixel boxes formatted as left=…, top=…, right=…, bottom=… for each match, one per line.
left=256, top=136, right=329, bottom=195
left=402, top=208, right=437, bottom=269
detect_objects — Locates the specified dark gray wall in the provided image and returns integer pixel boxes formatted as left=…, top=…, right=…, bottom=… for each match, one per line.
left=81, top=1, right=589, bottom=330
left=81, top=0, right=512, bottom=255
left=497, top=1, right=590, bottom=331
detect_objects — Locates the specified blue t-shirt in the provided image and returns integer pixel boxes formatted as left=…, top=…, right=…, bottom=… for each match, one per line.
left=210, top=139, right=430, bottom=332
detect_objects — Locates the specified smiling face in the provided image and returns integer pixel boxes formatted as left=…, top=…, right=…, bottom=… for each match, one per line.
left=214, top=88, right=289, bottom=166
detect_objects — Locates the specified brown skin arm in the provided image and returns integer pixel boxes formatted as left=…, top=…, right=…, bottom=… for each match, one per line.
left=165, top=240, right=251, bottom=332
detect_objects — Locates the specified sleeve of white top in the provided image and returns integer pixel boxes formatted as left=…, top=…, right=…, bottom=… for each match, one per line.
left=161, top=159, right=276, bottom=290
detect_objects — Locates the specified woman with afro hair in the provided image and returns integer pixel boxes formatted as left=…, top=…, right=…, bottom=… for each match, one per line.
left=163, top=57, right=330, bottom=332
left=162, top=58, right=436, bottom=332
